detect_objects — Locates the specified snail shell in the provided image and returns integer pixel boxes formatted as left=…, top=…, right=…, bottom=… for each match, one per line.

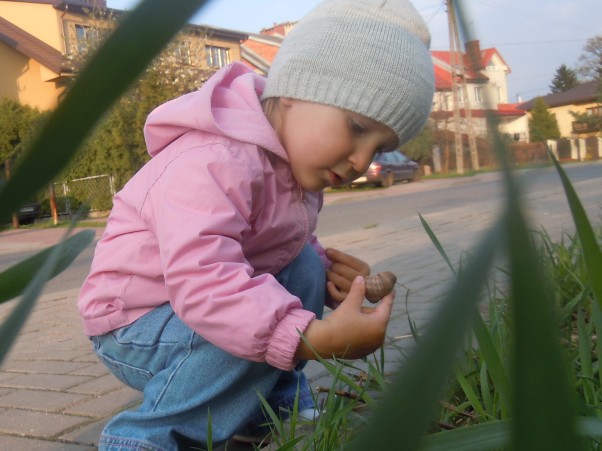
left=364, top=271, right=397, bottom=303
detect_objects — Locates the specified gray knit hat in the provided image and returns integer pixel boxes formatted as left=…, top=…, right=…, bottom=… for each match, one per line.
left=263, top=0, right=435, bottom=147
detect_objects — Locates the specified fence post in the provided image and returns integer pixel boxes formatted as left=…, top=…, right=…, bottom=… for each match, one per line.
left=570, top=139, right=579, bottom=160
left=432, top=145, right=442, bottom=173
left=597, top=137, right=602, bottom=159
left=578, top=138, right=586, bottom=161
left=546, top=140, right=558, bottom=159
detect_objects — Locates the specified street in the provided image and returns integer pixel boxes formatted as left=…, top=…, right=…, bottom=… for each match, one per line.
left=0, top=162, right=600, bottom=296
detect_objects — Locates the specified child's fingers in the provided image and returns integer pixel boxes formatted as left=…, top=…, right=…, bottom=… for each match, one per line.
left=327, top=268, right=353, bottom=293
left=360, top=290, right=395, bottom=315
left=326, top=248, right=370, bottom=275
left=326, top=280, right=346, bottom=304
left=342, top=276, right=367, bottom=308
left=373, top=290, right=395, bottom=318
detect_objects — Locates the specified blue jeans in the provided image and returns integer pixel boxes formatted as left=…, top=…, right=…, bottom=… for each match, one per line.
left=91, top=244, right=325, bottom=451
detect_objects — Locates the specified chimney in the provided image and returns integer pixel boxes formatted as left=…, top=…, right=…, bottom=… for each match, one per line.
left=464, top=40, right=482, bottom=71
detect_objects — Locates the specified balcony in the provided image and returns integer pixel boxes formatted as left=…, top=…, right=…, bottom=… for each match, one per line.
left=572, top=121, right=601, bottom=133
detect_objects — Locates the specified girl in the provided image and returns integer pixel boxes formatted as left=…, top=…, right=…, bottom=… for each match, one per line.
left=78, top=0, right=434, bottom=449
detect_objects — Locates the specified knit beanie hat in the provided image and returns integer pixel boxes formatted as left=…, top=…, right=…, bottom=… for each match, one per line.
left=262, top=0, right=435, bottom=147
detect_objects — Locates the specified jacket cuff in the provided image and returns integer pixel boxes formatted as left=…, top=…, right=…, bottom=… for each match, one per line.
left=266, top=308, right=316, bottom=371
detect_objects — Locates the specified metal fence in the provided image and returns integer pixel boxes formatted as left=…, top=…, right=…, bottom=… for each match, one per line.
left=53, top=174, right=115, bottom=216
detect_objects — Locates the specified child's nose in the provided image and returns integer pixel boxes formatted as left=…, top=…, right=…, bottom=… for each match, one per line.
left=350, top=147, right=374, bottom=173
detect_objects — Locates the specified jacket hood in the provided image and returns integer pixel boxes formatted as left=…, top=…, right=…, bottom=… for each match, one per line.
left=144, top=62, right=287, bottom=161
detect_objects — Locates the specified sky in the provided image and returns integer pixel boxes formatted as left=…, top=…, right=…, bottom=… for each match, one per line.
left=107, top=0, right=601, bottom=104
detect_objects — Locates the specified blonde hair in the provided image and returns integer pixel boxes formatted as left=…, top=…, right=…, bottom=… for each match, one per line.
left=261, top=97, right=280, bottom=122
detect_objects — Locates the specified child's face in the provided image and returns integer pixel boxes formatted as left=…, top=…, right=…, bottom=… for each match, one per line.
left=275, top=98, right=398, bottom=192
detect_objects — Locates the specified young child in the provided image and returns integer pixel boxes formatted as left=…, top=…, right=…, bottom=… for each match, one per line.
left=78, top=0, right=434, bottom=449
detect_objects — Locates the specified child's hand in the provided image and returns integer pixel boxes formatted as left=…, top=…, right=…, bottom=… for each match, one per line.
left=325, top=248, right=370, bottom=305
left=295, top=276, right=395, bottom=360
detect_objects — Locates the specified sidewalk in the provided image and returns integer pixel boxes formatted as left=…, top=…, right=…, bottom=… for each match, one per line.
left=0, top=170, right=600, bottom=449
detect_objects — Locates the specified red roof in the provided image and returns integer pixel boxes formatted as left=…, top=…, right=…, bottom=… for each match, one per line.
left=430, top=41, right=510, bottom=91
left=496, top=103, right=526, bottom=116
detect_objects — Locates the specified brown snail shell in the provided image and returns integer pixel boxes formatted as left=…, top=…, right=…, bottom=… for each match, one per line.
left=364, top=271, right=397, bottom=303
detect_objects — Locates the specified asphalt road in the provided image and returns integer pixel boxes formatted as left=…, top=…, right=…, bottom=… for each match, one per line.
left=1, top=162, right=600, bottom=295
left=317, top=162, right=602, bottom=236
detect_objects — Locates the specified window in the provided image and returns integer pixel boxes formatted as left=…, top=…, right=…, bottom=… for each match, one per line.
left=586, top=106, right=602, bottom=117
left=206, top=45, right=230, bottom=68
left=175, top=41, right=193, bottom=66
left=474, top=86, right=483, bottom=103
left=74, top=24, right=100, bottom=54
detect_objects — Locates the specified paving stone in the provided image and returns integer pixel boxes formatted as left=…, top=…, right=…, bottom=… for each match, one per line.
left=0, top=373, right=92, bottom=391
left=67, top=373, right=123, bottom=395
left=8, top=349, right=93, bottom=362
left=2, top=360, right=91, bottom=375
left=0, top=388, right=12, bottom=397
left=59, top=418, right=107, bottom=447
left=0, top=434, right=93, bottom=450
left=65, top=387, right=142, bottom=417
left=0, top=372, right=20, bottom=385
left=0, top=389, right=90, bottom=412
left=0, top=408, right=87, bottom=437
left=70, top=361, right=110, bottom=377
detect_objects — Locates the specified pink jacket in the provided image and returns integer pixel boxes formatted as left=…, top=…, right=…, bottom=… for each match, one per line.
left=77, top=63, right=328, bottom=371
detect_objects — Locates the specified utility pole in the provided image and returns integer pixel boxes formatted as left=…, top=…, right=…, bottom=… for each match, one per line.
left=446, top=0, right=479, bottom=172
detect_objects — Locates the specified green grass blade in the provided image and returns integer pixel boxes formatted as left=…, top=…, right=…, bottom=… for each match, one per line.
left=421, top=416, right=602, bottom=450
left=0, top=229, right=93, bottom=363
left=419, top=420, right=510, bottom=451
left=206, top=408, right=212, bottom=451
left=479, top=363, right=493, bottom=416
left=454, top=367, right=487, bottom=419
left=299, top=333, right=375, bottom=405
left=593, top=302, right=602, bottom=413
left=0, top=230, right=94, bottom=304
left=505, top=196, right=582, bottom=450
left=549, top=151, right=602, bottom=308
left=577, top=308, right=595, bottom=405
left=472, top=314, right=510, bottom=417
left=349, top=218, right=503, bottom=450
left=419, top=213, right=457, bottom=276
left=0, top=0, right=213, bottom=222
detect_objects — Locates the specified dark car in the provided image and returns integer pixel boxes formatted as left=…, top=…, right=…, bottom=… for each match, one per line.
left=352, top=150, right=420, bottom=188
left=18, top=201, right=41, bottom=225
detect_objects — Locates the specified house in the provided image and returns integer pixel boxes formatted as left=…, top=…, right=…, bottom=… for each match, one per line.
left=518, top=80, right=601, bottom=138
left=240, top=22, right=298, bottom=75
left=0, top=0, right=247, bottom=111
left=431, top=40, right=527, bottom=142
left=241, top=32, right=282, bottom=75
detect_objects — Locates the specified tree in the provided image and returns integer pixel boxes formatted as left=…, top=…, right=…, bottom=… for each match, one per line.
left=62, top=11, right=216, bottom=190
left=0, top=99, right=43, bottom=226
left=528, top=97, right=561, bottom=142
left=549, top=64, right=579, bottom=93
left=402, top=121, right=434, bottom=163
left=569, top=35, right=602, bottom=134
left=577, top=35, right=602, bottom=81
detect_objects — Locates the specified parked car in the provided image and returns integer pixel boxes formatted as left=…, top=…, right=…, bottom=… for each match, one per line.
left=18, top=201, right=41, bottom=225
left=351, top=150, right=420, bottom=188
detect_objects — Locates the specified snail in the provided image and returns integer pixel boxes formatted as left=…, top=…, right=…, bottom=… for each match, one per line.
left=363, top=271, right=397, bottom=303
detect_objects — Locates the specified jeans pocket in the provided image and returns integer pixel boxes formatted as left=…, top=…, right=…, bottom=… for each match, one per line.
left=97, top=351, right=153, bottom=391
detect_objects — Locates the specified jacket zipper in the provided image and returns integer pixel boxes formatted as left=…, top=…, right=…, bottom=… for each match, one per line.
left=294, top=183, right=311, bottom=259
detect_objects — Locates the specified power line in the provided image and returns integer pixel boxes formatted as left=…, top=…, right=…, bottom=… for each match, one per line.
left=495, top=38, right=587, bottom=47
left=472, top=0, right=587, bottom=34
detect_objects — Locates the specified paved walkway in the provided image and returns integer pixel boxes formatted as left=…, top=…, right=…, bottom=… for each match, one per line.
left=0, top=165, right=600, bottom=449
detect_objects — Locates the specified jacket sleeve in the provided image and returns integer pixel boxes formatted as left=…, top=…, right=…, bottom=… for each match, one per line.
left=141, top=140, right=315, bottom=371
